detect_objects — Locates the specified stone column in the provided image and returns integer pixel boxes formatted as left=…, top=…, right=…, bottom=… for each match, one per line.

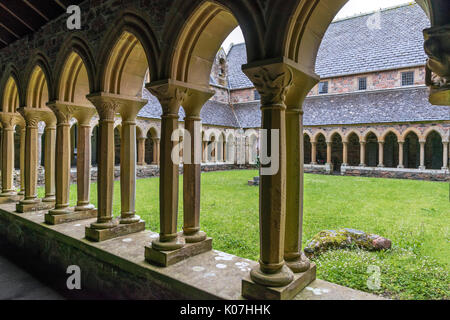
left=137, top=137, right=146, bottom=166
left=118, top=99, right=147, bottom=224
left=48, top=104, right=73, bottom=215
left=0, top=115, right=17, bottom=197
left=326, top=141, right=332, bottom=165
left=442, top=142, right=449, bottom=170
left=342, top=141, right=348, bottom=166
left=86, top=95, right=118, bottom=229
left=75, top=121, right=95, bottom=211
left=243, top=63, right=296, bottom=287
left=155, top=139, right=161, bottom=165
left=359, top=142, right=366, bottom=166
left=19, top=127, right=25, bottom=195
left=398, top=141, right=405, bottom=168
left=147, top=84, right=187, bottom=251
left=311, top=142, right=317, bottom=164
left=378, top=142, right=384, bottom=167
left=42, top=125, right=56, bottom=202
left=419, top=141, right=426, bottom=170
left=18, top=109, right=40, bottom=206
left=284, top=106, right=310, bottom=273
left=181, top=88, right=213, bottom=243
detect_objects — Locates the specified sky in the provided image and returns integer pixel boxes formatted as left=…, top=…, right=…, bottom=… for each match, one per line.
left=221, top=0, right=414, bottom=52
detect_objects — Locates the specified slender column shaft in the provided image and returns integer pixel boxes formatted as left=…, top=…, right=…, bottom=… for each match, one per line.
left=259, top=103, right=287, bottom=275
left=183, top=116, right=205, bottom=242
left=443, top=142, right=449, bottom=169
left=398, top=142, right=405, bottom=168
left=19, top=128, right=25, bottom=195
left=159, top=113, right=180, bottom=242
left=311, top=142, right=317, bottom=164
left=53, top=121, right=71, bottom=211
left=23, top=123, right=39, bottom=203
left=119, top=119, right=139, bottom=223
left=76, top=124, right=94, bottom=211
left=326, top=142, right=332, bottom=164
left=284, top=108, right=309, bottom=272
left=95, top=113, right=116, bottom=226
left=1, top=125, right=16, bottom=195
left=343, top=142, right=348, bottom=165
left=43, top=126, right=56, bottom=202
left=155, top=139, right=161, bottom=165
left=378, top=142, right=384, bottom=167
left=360, top=142, right=366, bottom=166
left=137, top=138, right=146, bottom=165
left=419, top=141, right=426, bottom=169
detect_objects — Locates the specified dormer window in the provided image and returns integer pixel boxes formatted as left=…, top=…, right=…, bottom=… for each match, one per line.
left=318, top=81, right=328, bottom=94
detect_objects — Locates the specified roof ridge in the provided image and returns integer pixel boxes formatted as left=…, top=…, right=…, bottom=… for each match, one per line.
left=332, top=1, right=417, bottom=23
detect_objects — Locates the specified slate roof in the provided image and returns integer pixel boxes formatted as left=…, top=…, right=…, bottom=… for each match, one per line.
left=226, top=3, right=429, bottom=89
left=232, top=87, right=450, bottom=128
left=138, top=89, right=239, bottom=127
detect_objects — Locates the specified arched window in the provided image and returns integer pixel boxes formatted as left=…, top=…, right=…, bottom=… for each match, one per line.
left=384, top=132, right=399, bottom=168
left=331, top=133, right=343, bottom=172
left=347, top=133, right=360, bottom=166
left=316, top=134, right=327, bottom=164
left=365, top=133, right=379, bottom=167
left=304, top=134, right=312, bottom=164
left=404, top=132, right=420, bottom=169
left=425, top=131, right=443, bottom=169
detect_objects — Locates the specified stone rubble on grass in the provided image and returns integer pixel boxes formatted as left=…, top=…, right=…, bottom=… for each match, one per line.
left=304, top=228, right=392, bottom=258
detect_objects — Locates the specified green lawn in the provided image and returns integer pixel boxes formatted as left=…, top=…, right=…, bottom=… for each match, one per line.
left=39, top=170, right=449, bottom=299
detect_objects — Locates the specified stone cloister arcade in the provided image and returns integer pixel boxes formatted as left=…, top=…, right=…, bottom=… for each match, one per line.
left=0, top=0, right=448, bottom=300
left=304, top=126, right=449, bottom=173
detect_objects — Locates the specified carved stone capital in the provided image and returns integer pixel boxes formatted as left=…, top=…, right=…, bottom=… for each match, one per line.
left=243, top=63, right=293, bottom=107
left=0, top=113, right=20, bottom=129
left=48, top=103, right=74, bottom=125
left=147, top=82, right=188, bottom=115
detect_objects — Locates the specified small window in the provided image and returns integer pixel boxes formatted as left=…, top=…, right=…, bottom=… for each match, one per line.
left=254, top=90, right=261, bottom=100
left=358, top=77, right=367, bottom=91
left=318, top=81, right=328, bottom=94
left=401, top=71, right=414, bottom=86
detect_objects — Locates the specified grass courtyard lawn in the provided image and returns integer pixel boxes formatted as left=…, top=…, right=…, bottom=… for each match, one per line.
left=39, top=170, right=449, bottom=299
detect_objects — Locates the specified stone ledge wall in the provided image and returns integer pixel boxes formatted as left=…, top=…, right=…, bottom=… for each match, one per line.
left=341, top=166, right=450, bottom=182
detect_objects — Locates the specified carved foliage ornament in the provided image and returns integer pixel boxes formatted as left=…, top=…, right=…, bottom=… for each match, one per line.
left=50, top=105, right=74, bottom=124
left=249, top=66, right=293, bottom=106
left=97, top=101, right=119, bottom=120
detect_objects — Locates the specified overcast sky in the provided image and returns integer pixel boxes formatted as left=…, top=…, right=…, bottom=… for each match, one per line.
left=221, top=0, right=414, bottom=52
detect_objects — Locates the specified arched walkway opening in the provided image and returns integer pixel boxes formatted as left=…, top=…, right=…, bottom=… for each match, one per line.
left=91, top=125, right=99, bottom=166
left=384, top=132, right=399, bottom=168
left=304, top=134, right=312, bottom=164
left=425, top=131, right=443, bottom=169
left=70, top=123, right=78, bottom=168
left=145, top=128, right=158, bottom=165
left=347, top=133, right=360, bottom=166
left=316, top=133, right=327, bottom=164
left=330, top=133, right=343, bottom=172
left=114, top=126, right=121, bottom=166
left=404, top=132, right=420, bottom=169
left=365, top=132, right=379, bottom=167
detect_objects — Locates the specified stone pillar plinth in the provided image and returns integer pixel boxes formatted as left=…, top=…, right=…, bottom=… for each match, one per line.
left=398, top=141, right=405, bottom=168
left=137, top=137, right=146, bottom=166
left=442, top=142, right=449, bottom=170
left=359, top=142, right=366, bottom=166
left=419, top=140, right=426, bottom=170
left=311, top=142, right=317, bottom=164
left=378, top=142, right=384, bottom=167
left=0, top=114, right=19, bottom=198
left=42, top=125, right=56, bottom=202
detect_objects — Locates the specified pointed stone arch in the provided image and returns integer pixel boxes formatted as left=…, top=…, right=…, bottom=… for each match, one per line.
left=402, top=127, right=424, bottom=142
left=24, top=52, right=53, bottom=107
left=96, top=10, right=160, bottom=95
left=380, top=128, right=402, bottom=143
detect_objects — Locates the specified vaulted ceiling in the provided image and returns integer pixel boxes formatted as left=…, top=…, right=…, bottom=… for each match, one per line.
left=0, top=0, right=84, bottom=49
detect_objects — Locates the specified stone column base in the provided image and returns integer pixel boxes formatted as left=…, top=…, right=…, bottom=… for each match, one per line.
left=242, top=263, right=316, bottom=300
left=45, top=208, right=97, bottom=225
left=16, top=199, right=54, bottom=213
left=85, top=219, right=145, bottom=242
left=0, top=194, right=23, bottom=204
left=145, top=235, right=213, bottom=267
